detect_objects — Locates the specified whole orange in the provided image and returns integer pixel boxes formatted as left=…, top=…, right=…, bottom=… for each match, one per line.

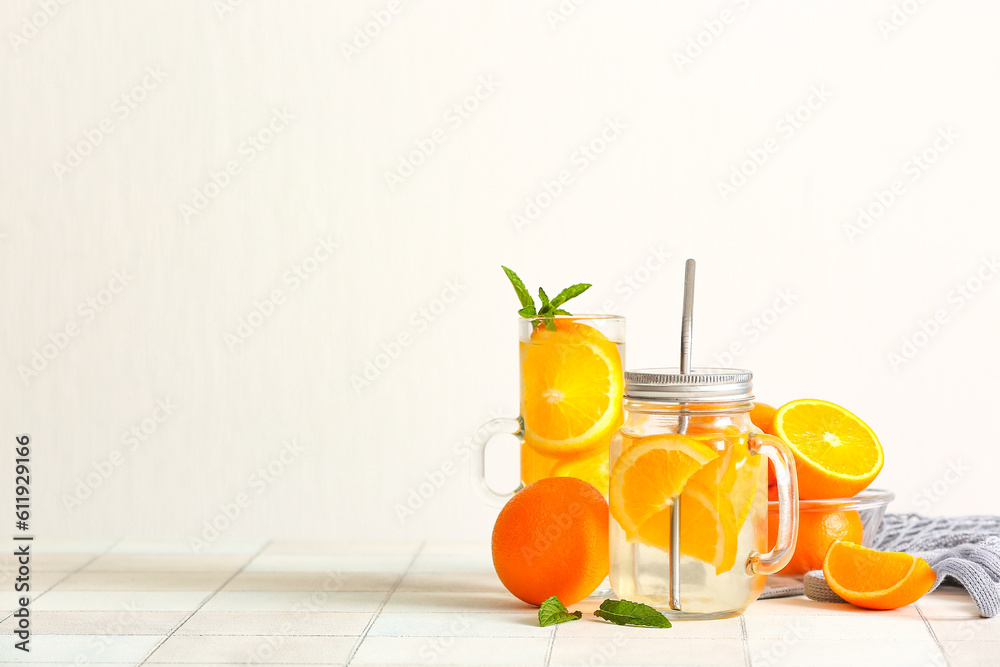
left=492, top=477, right=609, bottom=606
left=769, top=509, right=863, bottom=575
left=750, top=401, right=778, bottom=435
left=751, top=401, right=779, bottom=488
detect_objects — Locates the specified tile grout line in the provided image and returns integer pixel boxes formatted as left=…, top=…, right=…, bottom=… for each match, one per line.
left=738, top=614, right=752, bottom=667
left=0, top=537, right=123, bottom=625
left=542, top=624, right=557, bottom=666
left=344, top=541, right=426, bottom=667
left=136, top=540, right=273, bottom=666
left=916, top=604, right=952, bottom=667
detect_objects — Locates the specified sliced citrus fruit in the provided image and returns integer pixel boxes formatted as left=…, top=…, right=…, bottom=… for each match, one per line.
left=680, top=437, right=759, bottom=574
left=552, top=448, right=610, bottom=498
left=521, top=321, right=623, bottom=457
left=773, top=399, right=883, bottom=499
left=823, top=541, right=936, bottom=610
left=622, top=478, right=738, bottom=574
left=679, top=479, right=739, bottom=574
left=723, top=445, right=762, bottom=533
left=687, top=432, right=760, bottom=529
left=608, top=434, right=719, bottom=538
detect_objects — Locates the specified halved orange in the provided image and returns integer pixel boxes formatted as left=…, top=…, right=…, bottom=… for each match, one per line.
left=608, top=434, right=719, bottom=539
left=521, top=321, right=623, bottom=457
left=823, top=541, right=936, bottom=610
left=553, top=448, right=610, bottom=498
left=773, top=399, right=883, bottom=499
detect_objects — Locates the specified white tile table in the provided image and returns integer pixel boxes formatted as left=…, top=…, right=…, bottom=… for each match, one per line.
left=1, top=540, right=996, bottom=666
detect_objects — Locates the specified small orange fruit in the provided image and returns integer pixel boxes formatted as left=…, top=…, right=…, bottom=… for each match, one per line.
left=823, top=541, right=936, bottom=610
left=521, top=321, right=623, bottom=458
left=751, top=401, right=779, bottom=488
left=769, top=510, right=863, bottom=575
left=773, top=399, right=883, bottom=499
left=492, top=477, right=609, bottom=606
left=750, top=401, right=778, bottom=435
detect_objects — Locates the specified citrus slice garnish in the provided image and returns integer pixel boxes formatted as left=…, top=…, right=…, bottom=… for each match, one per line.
left=522, top=321, right=623, bottom=457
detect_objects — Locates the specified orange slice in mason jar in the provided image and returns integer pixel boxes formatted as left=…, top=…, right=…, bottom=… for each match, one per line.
left=725, top=446, right=762, bottom=534
left=681, top=438, right=758, bottom=575
left=608, top=434, right=719, bottom=539
left=678, top=479, right=739, bottom=575
left=522, top=321, right=623, bottom=457
left=687, top=429, right=761, bottom=529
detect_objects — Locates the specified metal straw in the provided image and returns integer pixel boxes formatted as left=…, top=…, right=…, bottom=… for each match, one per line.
left=670, top=258, right=696, bottom=611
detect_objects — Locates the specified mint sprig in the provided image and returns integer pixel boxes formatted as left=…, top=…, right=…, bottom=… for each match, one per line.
left=538, top=596, right=582, bottom=627
left=502, top=266, right=536, bottom=317
left=593, top=599, right=672, bottom=628
left=501, top=266, right=591, bottom=331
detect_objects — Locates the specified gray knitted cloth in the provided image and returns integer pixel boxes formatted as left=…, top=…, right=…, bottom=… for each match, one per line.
left=761, top=514, right=1000, bottom=618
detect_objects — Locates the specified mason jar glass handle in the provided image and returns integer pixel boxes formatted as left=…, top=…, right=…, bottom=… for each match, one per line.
left=746, top=432, right=799, bottom=575
left=470, top=417, right=524, bottom=507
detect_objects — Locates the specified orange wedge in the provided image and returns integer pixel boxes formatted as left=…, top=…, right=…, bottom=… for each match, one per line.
left=823, top=541, right=936, bottom=610
left=608, top=434, right=719, bottom=539
left=521, top=321, right=623, bottom=457
left=773, top=399, right=883, bottom=499
left=553, top=448, right=610, bottom=498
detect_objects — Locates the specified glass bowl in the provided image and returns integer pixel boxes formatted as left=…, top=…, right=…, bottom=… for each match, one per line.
left=766, top=488, right=895, bottom=584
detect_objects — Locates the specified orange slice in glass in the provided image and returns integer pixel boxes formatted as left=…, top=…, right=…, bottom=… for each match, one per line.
left=678, top=480, right=739, bottom=575
left=522, top=321, right=623, bottom=457
left=553, top=447, right=610, bottom=498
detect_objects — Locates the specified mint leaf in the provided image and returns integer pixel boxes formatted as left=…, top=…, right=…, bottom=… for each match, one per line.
left=538, top=287, right=551, bottom=311
left=593, top=599, right=671, bottom=628
left=550, top=283, right=591, bottom=309
left=501, top=267, right=589, bottom=330
left=538, top=596, right=582, bottom=627
left=502, top=266, right=535, bottom=312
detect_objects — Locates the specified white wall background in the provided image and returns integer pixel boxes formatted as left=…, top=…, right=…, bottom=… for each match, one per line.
left=2, top=0, right=999, bottom=545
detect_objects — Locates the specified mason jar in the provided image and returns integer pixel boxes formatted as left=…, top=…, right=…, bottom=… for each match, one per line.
left=608, top=368, right=798, bottom=619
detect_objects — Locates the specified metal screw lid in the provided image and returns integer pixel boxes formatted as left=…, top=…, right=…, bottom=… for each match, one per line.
left=624, top=367, right=754, bottom=402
